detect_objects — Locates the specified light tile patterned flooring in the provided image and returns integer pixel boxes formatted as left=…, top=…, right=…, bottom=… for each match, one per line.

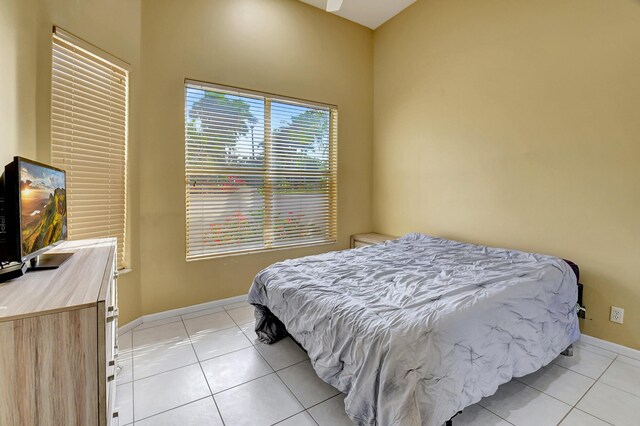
left=116, top=301, right=640, bottom=425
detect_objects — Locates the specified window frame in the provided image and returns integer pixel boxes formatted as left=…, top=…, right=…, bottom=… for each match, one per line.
left=184, top=79, right=338, bottom=261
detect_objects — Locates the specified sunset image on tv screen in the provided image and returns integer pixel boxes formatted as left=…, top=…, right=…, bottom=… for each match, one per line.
left=20, top=161, right=67, bottom=257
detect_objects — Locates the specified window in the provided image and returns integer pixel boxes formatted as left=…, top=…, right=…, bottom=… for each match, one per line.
left=185, top=80, right=338, bottom=260
left=50, top=27, right=129, bottom=269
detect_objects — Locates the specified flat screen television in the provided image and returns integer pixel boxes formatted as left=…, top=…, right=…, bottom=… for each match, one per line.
left=0, top=157, right=71, bottom=275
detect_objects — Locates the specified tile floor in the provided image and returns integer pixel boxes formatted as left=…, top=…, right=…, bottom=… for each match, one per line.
left=115, top=302, right=640, bottom=426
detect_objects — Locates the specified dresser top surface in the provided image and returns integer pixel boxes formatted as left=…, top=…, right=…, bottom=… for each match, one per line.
left=0, top=238, right=115, bottom=322
left=351, top=233, right=397, bottom=243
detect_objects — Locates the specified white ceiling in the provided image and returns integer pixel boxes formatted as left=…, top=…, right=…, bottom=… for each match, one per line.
left=300, top=0, right=416, bottom=30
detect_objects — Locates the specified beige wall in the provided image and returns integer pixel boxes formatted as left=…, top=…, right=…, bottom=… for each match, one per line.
left=3, top=0, right=637, bottom=350
left=0, top=0, right=37, bottom=164
left=373, top=0, right=640, bottom=349
left=0, top=0, right=142, bottom=324
left=137, top=0, right=373, bottom=314
left=36, top=0, right=143, bottom=325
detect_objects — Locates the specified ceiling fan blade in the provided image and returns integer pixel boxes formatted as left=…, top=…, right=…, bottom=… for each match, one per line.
left=326, top=0, right=343, bottom=12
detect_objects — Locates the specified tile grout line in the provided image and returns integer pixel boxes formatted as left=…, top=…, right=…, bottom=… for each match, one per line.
left=548, top=358, right=608, bottom=380
left=482, top=378, right=572, bottom=421
left=192, top=310, right=274, bottom=405
left=594, top=377, right=640, bottom=399
left=132, top=361, right=201, bottom=383
left=269, top=373, right=309, bottom=424
left=182, top=315, right=228, bottom=426
left=575, top=342, right=619, bottom=359
left=129, top=331, right=135, bottom=425
left=189, top=332, right=250, bottom=364
left=199, top=343, right=254, bottom=364
left=481, top=353, right=590, bottom=426
left=304, top=394, right=350, bottom=425
left=615, top=356, right=640, bottom=368
left=567, top=408, right=615, bottom=426
left=229, top=304, right=353, bottom=425
left=133, top=395, right=212, bottom=424
left=226, top=308, right=312, bottom=373
left=126, top=313, right=255, bottom=390
left=181, top=308, right=228, bottom=322
left=271, top=409, right=319, bottom=426
left=133, top=310, right=237, bottom=337
left=127, top=316, right=231, bottom=424
left=130, top=316, right=183, bottom=331
left=304, top=394, right=341, bottom=410
left=465, top=344, right=631, bottom=426
left=476, top=398, right=516, bottom=425
left=127, top=310, right=258, bottom=379
left=275, top=357, right=309, bottom=371
left=559, top=353, right=619, bottom=425
left=506, top=347, right=623, bottom=425
left=238, top=320, right=322, bottom=426
left=209, top=302, right=307, bottom=425
left=185, top=323, right=240, bottom=340
left=225, top=303, right=324, bottom=425
left=519, top=348, right=619, bottom=425
left=514, top=373, right=585, bottom=407
left=226, top=308, right=282, bottom=372
left=210, top=371, right=275, bottom=396
left=188, top=302, right=300, bottom=423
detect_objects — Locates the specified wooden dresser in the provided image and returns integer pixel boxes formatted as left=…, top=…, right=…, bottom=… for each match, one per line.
left=0, top=238, right=119, bottom=426
left=350, top=232, right=397, bottom=248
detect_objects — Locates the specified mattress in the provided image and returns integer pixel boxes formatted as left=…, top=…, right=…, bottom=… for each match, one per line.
left=248, top=233, right=580, bottom=426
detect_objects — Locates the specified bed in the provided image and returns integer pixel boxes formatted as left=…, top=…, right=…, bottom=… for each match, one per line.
left=248, top=233, right=580, bottom=426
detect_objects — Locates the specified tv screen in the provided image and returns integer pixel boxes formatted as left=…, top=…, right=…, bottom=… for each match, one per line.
left=18, top=158, right=67, bottom=258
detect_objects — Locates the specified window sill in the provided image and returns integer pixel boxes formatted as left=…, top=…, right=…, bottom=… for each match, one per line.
left=186, top=240, right=338, bottom=262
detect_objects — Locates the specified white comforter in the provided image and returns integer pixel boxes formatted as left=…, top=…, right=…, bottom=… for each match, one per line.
left=248, top=233, right=580, bottom=426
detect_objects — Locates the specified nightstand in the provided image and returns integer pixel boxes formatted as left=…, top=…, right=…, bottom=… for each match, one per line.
left=350, top=233, right=397, bottom=248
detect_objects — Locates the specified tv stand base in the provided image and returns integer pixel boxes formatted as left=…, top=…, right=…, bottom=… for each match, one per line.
left=0, top=262, right=27, bottom=283
left=28, top=252, right=74, bottom=271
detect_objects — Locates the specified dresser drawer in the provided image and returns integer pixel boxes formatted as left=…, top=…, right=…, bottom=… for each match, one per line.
left=107, top=377, right=117, bottom=426
left=98, top=253, right=119, bottom=426
left=105, top=273, right=118, bottom=364
left=105, top=268, right=118, bottom=418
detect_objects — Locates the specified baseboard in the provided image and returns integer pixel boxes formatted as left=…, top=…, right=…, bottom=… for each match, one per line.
left=118, top=294, right=248, bottom=335
left=118, top=317, right=142, bottom=334
left=580, top=334, right=640, bottom=360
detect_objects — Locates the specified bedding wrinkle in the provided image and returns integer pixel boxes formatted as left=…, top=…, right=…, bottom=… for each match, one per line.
left=249, top=233, right=579, bottom=425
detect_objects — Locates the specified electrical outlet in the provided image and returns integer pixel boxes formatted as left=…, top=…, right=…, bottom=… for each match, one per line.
left=610, top=306, right=624, bottom=324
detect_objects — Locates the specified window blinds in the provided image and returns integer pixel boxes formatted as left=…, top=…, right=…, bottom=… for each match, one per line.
left=185, top=80, right=338, bottom=260
left=51, top=28, right=129, bottom=269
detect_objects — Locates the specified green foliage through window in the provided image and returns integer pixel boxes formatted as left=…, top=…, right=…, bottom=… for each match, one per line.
left=185, top=81, right=337, bottom=259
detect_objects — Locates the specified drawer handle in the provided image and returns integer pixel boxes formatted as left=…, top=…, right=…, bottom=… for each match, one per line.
left=113, top=271, right=119, bottom=280
left=113, top=412, right=119, bottom=418
left=108, top=305, right=115, bottom=312
left=107, top=374, right=115, bottom=382
left=109, top=360, right=115, bottom=367
left=107, top=308, right=119, bottom=322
